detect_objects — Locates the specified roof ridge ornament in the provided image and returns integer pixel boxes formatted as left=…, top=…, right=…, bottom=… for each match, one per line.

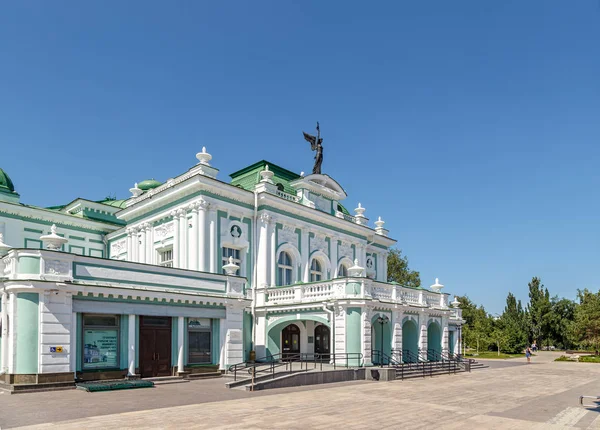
left=196, top=147, right=212, bottom=166
left=303, top=122, right=323, bottom=174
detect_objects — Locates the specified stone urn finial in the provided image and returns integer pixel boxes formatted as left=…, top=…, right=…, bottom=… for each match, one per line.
left=222, top=256, right=239, bottom=276
left=348, top=259, right=365, bottom=277
left=196, top=147, right=212, bottom=166
left=129, top=182, right=143, bottom=198
left=354, top=203, right=367, bottom=225
left=260, top=164, right=274, bottom=184
left=0, top=232, right=11, bottom=256
left=40, top=224, right=68, bottom=251
left=430, top=278, right=444, bottom=293
left=451, top=297, right=461, bottom=308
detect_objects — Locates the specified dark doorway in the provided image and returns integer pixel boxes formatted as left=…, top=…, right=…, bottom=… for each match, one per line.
left=139, top=316, right=172, bottom=378
left=314, top=325, right=330, bottom=360
left=281, top=324, right=300, bottom=358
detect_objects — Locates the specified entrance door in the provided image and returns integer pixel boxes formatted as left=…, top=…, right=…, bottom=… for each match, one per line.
left=281, top=324, right=300, bottom=359
left=139, top=316, right=172, bottom=378
left=314, top=325, right=330, bottom=360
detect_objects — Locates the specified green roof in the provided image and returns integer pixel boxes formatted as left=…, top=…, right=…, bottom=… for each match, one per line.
left=0, top=168, right=16, bottom=193
left=138, top=179, right=162, bottom=191
left=229, top=160, right=300, bottom=195
left=96, top=199, right=127, bottom=209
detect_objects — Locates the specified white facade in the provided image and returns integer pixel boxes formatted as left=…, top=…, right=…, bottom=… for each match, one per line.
left=0, top=149, right=463, bottom=387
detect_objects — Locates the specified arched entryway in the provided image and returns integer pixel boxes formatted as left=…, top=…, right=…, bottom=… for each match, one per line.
left=402, top=319, right=419, bottom=363
left=314, top=324, right=330, bottom=359
left=281, top=324, right=300, bottom=358
left=427, top=321, right=442, bottom=361
left=371, top=315, right=392, bottom=365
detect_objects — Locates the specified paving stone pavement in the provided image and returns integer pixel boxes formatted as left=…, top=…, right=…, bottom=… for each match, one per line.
left=3, top=352, right=600, bottom=429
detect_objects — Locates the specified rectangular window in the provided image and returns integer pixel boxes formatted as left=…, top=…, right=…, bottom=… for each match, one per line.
left=222, top=247, right=241, bottom=275
left=82, top=314, right=119, bottom=370
left=188, top=318, right=212, bottom=364
left=158, top=248, right=173, bottom=267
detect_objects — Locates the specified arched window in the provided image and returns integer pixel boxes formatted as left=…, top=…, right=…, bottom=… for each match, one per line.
left=278, top=251, right=293, bottom=286
left=338, top=264, right=348, bottom=277
left=310, top=259, right=323, bottom=282
left=276, top=183, right=285, bottom=192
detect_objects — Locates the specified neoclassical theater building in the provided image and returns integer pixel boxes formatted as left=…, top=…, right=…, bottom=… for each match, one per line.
left=0, top=147, right=463, bottom=387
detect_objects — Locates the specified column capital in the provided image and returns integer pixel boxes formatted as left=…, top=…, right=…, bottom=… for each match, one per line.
left=176, top=208, right=187, bottom=218
left=259, top=212, right=272, bottom=225
left=170, top=209, right=178, bottom=219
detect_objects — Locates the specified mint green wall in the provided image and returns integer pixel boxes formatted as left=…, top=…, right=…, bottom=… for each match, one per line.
left=211, top=319, right=220, bottom=365
left=120, top=315, right=128, bottom=369
left=402, top=319, right=419, bottom=363
left=17, top=256, right=40, bottom=274
left=345, top=307, right=362, bottom=366
left=345, top=282, right=361, bottom=295
left=428, top=322, right=442, bottom=359
left=448, top=331, right=455, bottom=354
left=171, top=318, right=178, bottom=365
left=371, top=314, right=392, bottom=363
left=243, top=312, right=252, bottom=361
left=135, top=316, right=139, bottom=368
left=15, top=293, right=39, bottom=374
left=76, top=313, right=83, bottom=371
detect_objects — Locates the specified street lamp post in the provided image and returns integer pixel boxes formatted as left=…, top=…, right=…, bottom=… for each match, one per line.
left=376, top=316, right=389, bottom=366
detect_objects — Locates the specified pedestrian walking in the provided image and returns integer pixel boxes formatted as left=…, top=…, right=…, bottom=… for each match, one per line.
left=525, top=347, right=532, bottom=363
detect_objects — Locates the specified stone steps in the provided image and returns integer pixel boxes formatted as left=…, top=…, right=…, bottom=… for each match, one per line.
left=143, top=376, right=189, bottom=385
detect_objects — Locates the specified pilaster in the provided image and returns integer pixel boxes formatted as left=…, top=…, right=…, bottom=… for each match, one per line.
left=208, top=208, right=217, bottom=273
left=197, top=199, right=209, bottom=272
left=189, top=203, right=199, bottom=271
left=257, top=213, right=270, bottom=287
left=269, top=218, right=276, bottom=286
left=418, top=310, right=428, bottom=361
left=301, top=229, right=309, bottom=282
left=170, top=211, right=180, bottom=267
left=177, top=208, right=188, bottom=269
left=1, top=292, right=7, bottom=373
left=128, top=313, right=136, bottom=376
left=392, top=311, right=403, bottom=356
left=330, top=236, right=338, bottom=277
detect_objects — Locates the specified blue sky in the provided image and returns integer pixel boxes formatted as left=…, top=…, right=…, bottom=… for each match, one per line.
left=1, top=1, right=599, bottom=314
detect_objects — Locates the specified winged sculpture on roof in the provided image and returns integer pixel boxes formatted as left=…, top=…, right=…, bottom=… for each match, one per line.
left=303, top=122, right=323, bottom=174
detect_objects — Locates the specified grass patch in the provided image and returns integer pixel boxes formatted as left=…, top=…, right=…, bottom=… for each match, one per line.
left=555, top=355, right=575, bottom=362
left=579, top=355, right=600, bottom=363
left=464, top=352, right=523, bottom=359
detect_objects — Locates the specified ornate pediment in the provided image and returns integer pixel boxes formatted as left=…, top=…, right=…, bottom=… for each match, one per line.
left=289, top=174, right=347, bottom=201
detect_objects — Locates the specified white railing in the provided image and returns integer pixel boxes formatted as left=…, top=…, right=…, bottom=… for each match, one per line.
left=264, top=278, right=448, bottom=310
left=275, top=190, right=300, bottom=203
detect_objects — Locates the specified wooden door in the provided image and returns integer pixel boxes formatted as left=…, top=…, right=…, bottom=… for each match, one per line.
left=314, top=325, right=330, bottom=359
left=139, top=316, right=172, bottom=377
left=282, top=324, right=300, bottom=359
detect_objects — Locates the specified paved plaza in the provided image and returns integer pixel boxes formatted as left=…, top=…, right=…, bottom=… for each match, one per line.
left=1, top=352, right=600, bottom=429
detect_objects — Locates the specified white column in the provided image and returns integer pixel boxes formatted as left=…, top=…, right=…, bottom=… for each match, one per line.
left=178, top=209, right=188, bottom=269
left=171, top=211, right=180, bottom=267
left=257, top=213, right=270, bottom=287
left=269, top=219, right=276, bottom=286
left=139, top=225, right=146, bottom=264
left=219, top=317, right=227, bottom=370
left=382, top=252, right=388, bottom=282
left=189, top=204, right=199, bottom=271
left=145, top=224, right=153, bottom=265
left=126, top=228, right=133, bottom=262
left=209, top=209, right=217, bottom=273
left=131, top=228, right=138, bottom=262
left=1, top=292, right=7, bottom=373
left=392, top=311, right=403, bottom=356
left=198, top=200, right=209, bottom=272
left=70, top=311, right=77, bottom=376
left=128, top=314, right=136, bottom=376
left=330, top=237, right=338, bottom=278
left=301, top=229, right=309, bottom=282
left=177, top=316, right=185, bottom=373
left=418, top=311, right=428, bottom=361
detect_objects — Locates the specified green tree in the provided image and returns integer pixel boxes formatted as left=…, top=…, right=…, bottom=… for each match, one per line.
left=455, top=295, right=492, bottom=353
left=546, top=297, right=576, bottom=350
left=526, top=277, right=551, bottom=347
left=571, top=289, right=600, bottom=352
left=387, top=248, right=421, bottom=288
left=496, top=292, right=528, bottom=354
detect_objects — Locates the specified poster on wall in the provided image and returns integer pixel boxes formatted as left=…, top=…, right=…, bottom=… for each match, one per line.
left=83, top=330, right=118, bottom=369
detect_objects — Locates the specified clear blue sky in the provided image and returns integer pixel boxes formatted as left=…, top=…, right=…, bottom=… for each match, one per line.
left=1, top=1, right=599, bottom=314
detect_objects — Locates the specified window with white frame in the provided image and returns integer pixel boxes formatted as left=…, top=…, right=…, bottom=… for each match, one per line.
left=222, top=247, right=241, bottom=275
left=158, top=248, right=173, bottom=267
left=310, top=259, right=323, bottom=282
left=338, top=263, right=348, bottom=277
left=278, top=251, right=293, bottom=286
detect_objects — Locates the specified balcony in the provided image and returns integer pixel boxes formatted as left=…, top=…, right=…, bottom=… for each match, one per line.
left=0, top=248, right=246, bottom=298
left=259, top=278, right=451, bottom=310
